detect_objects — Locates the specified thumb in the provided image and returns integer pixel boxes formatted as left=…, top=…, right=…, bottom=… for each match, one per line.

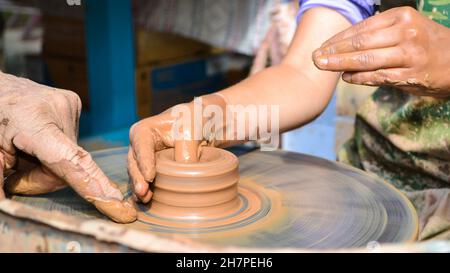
left=6, top=165, right=66, bottom=195
left=0, top=150, right=16, bottom=200
left=13, top=126, right=137, bottom=223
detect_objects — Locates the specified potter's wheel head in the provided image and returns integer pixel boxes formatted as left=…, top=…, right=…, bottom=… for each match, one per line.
left=12, top=147, right=418, bottom=250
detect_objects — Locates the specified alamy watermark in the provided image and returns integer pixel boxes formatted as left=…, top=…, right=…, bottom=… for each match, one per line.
left=66, top=0, right=81, bottom=6
left=170, top=97, right=280, bottom=151
left=366, top=241, right=381, bottom=252
left=66, top=241, right=82, bottom=253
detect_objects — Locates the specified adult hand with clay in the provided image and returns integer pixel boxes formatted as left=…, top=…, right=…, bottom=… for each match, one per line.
left=313, top=7, right=450, bottom=98
left=0, top=72, right=137, bottom=223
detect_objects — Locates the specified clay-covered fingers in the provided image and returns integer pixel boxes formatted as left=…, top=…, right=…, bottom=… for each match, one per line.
left=129, top=125, right=157, bottom=183
left=0, top=150, right=16, bottom=199
left=6, top=165, right=66, bottom=195
left=128, top=148, right=153, bottom=203
left=342, top=69, right=405, bottom=86
left=13, top=126, right=137, bottom=223
left=342, top=69, right=446, bottom=97
left=313, top=8, right=407, bottom=73
left=128, top=124, right=163, bottom=204
left=314, top=47, right=407, bottom=72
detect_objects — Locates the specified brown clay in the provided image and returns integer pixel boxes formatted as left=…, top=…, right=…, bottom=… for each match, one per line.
left=174, top=140, right=201, bottom=163
left=88, top=197, right=137, bottom=224
left=149, top=147, right=241, bottom=221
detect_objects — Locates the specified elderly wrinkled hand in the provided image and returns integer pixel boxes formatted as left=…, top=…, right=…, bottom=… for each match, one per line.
left=313, top=7, right=450, bottom=97
left=0, top=72, right=137, bottom=223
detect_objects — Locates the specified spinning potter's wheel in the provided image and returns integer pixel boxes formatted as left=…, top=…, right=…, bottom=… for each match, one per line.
left=140, top=147, right=268, bottom=230
left=12, top=147, right=418, bottom=250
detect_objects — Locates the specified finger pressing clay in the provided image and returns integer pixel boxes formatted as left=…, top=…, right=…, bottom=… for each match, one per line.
left=88, top=197, right=137, bottom=224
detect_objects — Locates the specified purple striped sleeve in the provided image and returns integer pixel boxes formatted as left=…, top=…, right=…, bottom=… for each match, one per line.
left=297, top=0, right=376, bottom=25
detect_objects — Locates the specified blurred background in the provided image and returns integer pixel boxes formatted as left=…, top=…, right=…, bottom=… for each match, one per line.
left=0, top=0, right=376, bottom=160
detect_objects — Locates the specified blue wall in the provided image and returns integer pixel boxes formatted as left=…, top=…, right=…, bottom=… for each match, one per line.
left=81, top=0, right=137, bottom=138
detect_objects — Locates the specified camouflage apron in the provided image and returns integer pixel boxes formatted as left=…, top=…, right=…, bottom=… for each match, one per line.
left=338, top=0, right=450, bottom=241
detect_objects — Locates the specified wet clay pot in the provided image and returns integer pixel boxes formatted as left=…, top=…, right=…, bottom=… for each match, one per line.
left=150, top=147, right=241, bottom=220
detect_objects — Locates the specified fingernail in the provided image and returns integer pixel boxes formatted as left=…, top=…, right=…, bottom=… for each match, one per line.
left=342, top=73, right=351, bottom=82
left=142, top=191, right=153, bottom=204
left=136, top=182, right=146, bottom=195
left=318, top=57, right=328, bottom=66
